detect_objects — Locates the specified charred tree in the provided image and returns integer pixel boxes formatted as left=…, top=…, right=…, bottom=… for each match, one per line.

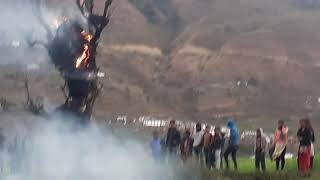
left=27, top=0, right=112, bottom=124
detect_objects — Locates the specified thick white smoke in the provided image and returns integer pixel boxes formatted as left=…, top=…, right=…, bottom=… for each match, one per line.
left=0, top=116, right=201, bottom=180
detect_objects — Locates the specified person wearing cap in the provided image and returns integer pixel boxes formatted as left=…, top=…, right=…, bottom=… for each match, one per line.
left=224, top=118, right=240, bottom=171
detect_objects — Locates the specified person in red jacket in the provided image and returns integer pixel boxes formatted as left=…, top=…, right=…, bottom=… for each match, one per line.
left=202, top=125, right=212, bottom=168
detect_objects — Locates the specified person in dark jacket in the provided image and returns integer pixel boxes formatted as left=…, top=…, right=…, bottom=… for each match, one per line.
left=305, top=119, right=315, bottom=169
left=297, top=118, right=312, bottom=176
left=255, top=128, right=267, bottom=172
left=180, top=129, right=194, bottom=163
left=211, top=127, right=223, bottom=169
left=220, top=132, right=226, bottom=168
left=166, top=120, right=181, bottom=156
left=224, top=118, right=240, bottom=170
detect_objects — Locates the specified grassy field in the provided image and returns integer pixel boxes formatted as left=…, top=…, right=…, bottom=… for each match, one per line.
left=201, top=155, right=320, bottom=180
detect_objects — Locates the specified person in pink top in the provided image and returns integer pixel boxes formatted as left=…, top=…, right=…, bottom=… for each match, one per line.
left=272, top=120, right=289, bottom=170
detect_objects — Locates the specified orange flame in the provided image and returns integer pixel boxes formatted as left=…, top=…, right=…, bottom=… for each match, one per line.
left=81, top=31, right=93, bottom=42
left=75, top=44, right=90, bottom=68
left=52, top=16, right=68, bottom=29
left=75, top=31, right=93, bottom=69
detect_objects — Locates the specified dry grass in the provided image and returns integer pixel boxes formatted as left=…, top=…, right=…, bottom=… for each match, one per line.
left=105, top=44, right=163, bottom=57
left=177, top=45, right=214, bottom=56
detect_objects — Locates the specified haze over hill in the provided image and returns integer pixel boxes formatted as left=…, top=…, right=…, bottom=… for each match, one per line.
left=2, top=0, right=320, bottom=124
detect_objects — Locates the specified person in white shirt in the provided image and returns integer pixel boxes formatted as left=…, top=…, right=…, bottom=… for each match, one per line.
left=193, top=123, right=204, bottom=164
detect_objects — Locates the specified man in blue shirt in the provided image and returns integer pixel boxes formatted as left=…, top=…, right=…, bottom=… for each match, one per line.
left=224, top=118, right=240, bottom=170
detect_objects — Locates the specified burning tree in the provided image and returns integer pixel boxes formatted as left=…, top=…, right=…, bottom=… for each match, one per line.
left=27, top=0, right=113, bottom=124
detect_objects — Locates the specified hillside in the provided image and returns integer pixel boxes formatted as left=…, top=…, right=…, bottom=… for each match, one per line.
left=2, top=0, right=320, bottom=123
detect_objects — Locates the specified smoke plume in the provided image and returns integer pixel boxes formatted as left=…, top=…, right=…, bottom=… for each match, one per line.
left=0, top=114, right=201, bottom=180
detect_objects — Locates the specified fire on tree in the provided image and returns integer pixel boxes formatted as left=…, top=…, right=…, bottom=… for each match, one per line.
left=27, top=0, right=113, bottom=124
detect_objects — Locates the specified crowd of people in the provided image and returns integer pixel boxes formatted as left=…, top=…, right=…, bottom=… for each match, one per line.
left=150, top=118, right=316, bottom=176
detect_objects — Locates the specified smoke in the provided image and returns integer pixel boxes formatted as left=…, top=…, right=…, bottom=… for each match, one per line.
left=3, top=118, right=156, bottom=179
left=0, top=0, right=86, bottom=65
left=0, top=115, right=201, bottom=180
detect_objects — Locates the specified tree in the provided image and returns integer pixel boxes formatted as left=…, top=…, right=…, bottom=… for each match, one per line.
left=27, top=0, right=113, bottom=124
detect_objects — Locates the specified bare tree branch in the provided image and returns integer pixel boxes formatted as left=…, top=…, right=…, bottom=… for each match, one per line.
left=103, top=0, right=113, bottom=18
left=24, top=72, right=31, bottom=107
left=25, top=36, right=48, bottom=49
left=31, top=0, right=53, bottom=41
left=60, top=81, right=68, bottom=99
left=90, top=0, right=112, bottom=42
left=76, top=0, right=86, bottom=16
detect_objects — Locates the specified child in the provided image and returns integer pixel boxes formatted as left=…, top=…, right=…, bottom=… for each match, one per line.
left=255, top=128, right=267, bottom=172
left=150, top=131, right=164, bottom=163
left=180, top=129, right=194, bottom=163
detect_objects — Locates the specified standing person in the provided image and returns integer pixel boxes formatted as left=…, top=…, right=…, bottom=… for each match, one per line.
left=0, top=128, right=5, bottom=173
left=255, top=128, right=267, bottom=172
left=202, top=125, right=212, bottom=168
left=211, top=127, right=223, bottom=170
left=224, top=118, right=240, bottom=171
left=305, top=119, right=315, bottom=169
left=0, top=129, right=5, bottom=151
left=220, top=131, right=226, bottom=169
left=150, top=130, right=164, bottom=163
left=193, top=123, right=204, bottom=164
left=297, top=119, right=312, bottom=176
left=180, top=129, right=194, bottom=163
left=272, top=120, right=288, bottom=171
left=166, top=120, right=181, bottom=157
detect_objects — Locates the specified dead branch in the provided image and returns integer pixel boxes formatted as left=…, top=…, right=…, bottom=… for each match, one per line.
left=103, top=0, right=113, bottom=18
left=24, top=72, right=31, bottom=107
left=76, top=0, right=86, bottom=16
left=31, top=0, right=53, bottom=41
left=60, top=81, right=68, bottom=99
